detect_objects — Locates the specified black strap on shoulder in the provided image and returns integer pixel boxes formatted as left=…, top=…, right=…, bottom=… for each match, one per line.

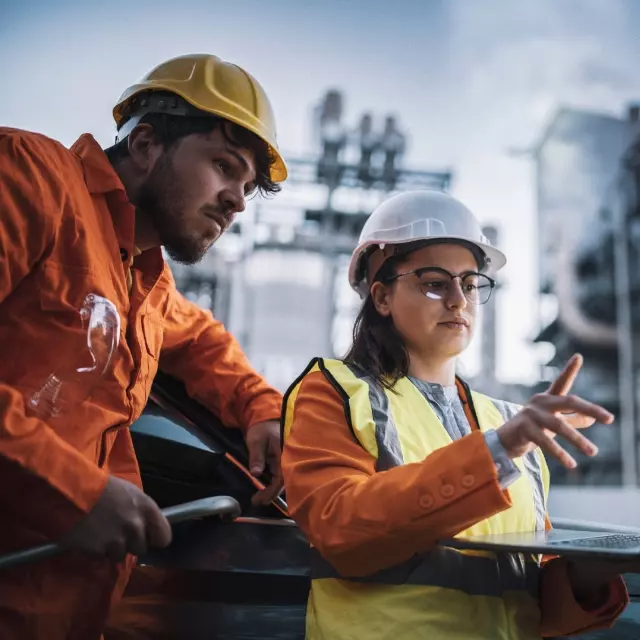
left=280, top=357, right=322, bottom=450
left=316, top=359, right=358, bottom=444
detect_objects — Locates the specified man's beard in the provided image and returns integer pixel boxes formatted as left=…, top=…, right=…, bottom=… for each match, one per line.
left=135, top=154, right=213, bottom=265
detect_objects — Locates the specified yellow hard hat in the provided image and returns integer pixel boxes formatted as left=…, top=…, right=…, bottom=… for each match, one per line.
left=113, top=53, right=287, bottom=182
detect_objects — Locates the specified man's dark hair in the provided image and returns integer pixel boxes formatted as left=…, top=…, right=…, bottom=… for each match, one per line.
left=343, top=256, right=410, bottom=390
left=105, top=112, right=281, bottom=197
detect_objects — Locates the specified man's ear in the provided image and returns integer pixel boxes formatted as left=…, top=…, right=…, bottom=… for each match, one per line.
left=127, top=124, right=162, bottom=173
left=370, top=281, right=392, bottom=317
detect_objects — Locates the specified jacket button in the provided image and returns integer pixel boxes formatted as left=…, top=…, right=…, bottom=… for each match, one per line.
left=440, top=484, right=455, bottom=498
left=461, top=475, right=476, bottom=489
left=419, top=494, right=434, bottom=510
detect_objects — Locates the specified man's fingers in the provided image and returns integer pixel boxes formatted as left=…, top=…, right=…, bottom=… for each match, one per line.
left=105, top=539, right=128, bottom=563
left=267, top=436, right=282, bottom=476
left=252, top=454, right=284, bottom=506
left=547, top=353, right=583, bottom=396
left=248, top=438, right=266, bottom=477
left=124, top=523, right=148, bottom=558
left=250, top=434, right=283, bottom=506
left=251, top=478, right=284, bottom=506
left=144, top=502, right=173, bottom=549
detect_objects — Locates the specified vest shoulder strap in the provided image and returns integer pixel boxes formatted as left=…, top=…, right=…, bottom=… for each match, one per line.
left=282, top=358, right=387, bottom=461
left=282, top=357, right=321, bottom=443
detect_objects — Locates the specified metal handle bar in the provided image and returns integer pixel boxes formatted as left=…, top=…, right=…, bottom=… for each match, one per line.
left=0, top=495, right=241, bottom=571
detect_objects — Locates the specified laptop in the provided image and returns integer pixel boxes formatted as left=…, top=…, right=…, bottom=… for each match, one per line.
left=439, top=527, right=640, bottom=560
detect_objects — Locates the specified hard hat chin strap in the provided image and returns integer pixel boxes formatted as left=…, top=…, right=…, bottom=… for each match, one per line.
left=365, top=244, right=401, bottom=288
left=114, top=91, right=212, bottom=143
left=365, top=239, right=436, bottom=287
left=115, top=114, right=144, bottom=144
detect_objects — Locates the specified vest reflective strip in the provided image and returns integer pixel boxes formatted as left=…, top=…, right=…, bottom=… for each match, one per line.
left=282, top=359, right=404, bottom=470
left=523, top=451, right=547, bottom=532
left=306, top=361, right=548, bottom=530
left=344, top=363, right=404, bottom=471
left=284, top=359, right=548, bottom=603
left=317, top=360, right=381, bottom=460
left=491, top=401, right=547, bottom=532
left=309, top=547, right=540, bottom=599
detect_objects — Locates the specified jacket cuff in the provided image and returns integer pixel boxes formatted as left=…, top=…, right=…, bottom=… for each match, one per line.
left=241, top=395, right=283, bottom=431
left=483, top=429, right=521, bottom=489
left=540, top=557, right=628, bottom=636
left=580, top=575, right=629, bottom=617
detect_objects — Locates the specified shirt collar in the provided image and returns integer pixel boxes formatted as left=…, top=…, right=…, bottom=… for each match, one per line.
left=71, top=134, right=163, bottom=271
left=409, top=377, right=458, bottom=404
left=71, top=133, right=125, bottom=195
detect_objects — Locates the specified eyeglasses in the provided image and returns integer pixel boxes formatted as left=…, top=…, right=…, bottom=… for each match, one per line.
left=384, top=266, right=496, bottom=305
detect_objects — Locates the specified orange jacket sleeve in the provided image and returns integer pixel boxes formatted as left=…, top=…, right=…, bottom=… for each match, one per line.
left=158, top=270, right=282, bottom=431
left=0, top=131, right=108, bottom=538
left=539, top=516, right=628, bottom=637
left=283, top=370, right=629, bottom=630
left=281, top=371, right=513, bottom=577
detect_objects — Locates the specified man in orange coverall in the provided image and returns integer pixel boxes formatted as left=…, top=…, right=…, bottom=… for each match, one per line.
left=0, top=53, right=287, bottom=639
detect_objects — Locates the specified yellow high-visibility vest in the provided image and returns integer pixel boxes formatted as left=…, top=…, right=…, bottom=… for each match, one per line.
left=283, top=358, right=550, bottom=640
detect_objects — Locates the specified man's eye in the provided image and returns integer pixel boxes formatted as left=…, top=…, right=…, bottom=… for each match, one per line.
left=217, top=161, right=229, bottom=173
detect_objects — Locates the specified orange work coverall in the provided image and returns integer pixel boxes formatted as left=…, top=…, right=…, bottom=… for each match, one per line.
left=0, top=127, right=282, bottom=639
left=282, top=371, right=629, bottom=638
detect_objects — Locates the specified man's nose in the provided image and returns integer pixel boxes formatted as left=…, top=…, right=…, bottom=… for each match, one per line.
left=220, top=185, right=246, bottom=215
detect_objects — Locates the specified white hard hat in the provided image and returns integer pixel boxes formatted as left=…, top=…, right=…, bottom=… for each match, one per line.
left=348, top=190, right=507, bottom=298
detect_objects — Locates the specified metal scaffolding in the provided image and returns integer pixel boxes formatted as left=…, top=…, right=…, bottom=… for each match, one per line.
left=226, top=90, right=453, bottom=389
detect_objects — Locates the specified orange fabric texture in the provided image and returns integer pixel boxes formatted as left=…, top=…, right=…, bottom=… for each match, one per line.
left=281, top=370, right=627, bottom=637
left=539, top=517, right=628, bottom=635
left=0, top=127, right=282, bottom=638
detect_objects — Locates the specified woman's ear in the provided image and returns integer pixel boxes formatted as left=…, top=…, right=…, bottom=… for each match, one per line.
left=370, top=282, right=392, bottom=317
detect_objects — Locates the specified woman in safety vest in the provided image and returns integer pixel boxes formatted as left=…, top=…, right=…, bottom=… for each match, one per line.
left=281, top=190, right=632, bottom=639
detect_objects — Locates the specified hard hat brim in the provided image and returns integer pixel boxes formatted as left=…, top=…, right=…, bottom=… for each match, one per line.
left=113, top=83, right=288, bottom=183
left=349, top=236, right=507, bottom=299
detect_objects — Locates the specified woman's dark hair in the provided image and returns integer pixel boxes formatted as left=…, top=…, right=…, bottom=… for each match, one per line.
left=344, top=256, right=410, bottom=390
left=344, top=239, right=486, bottom=389
left=104, top=112, right=281, bottom=197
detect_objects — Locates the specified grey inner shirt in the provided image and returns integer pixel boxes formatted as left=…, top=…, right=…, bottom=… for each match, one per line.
left=408, top=377, right=521, bottom=489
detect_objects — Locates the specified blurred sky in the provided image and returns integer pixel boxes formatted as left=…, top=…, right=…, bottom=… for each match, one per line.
left=2, top=0, right=639, bottom=383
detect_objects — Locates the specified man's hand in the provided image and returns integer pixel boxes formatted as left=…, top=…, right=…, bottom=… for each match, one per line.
left=245, top=420, right=283, bottom=506
left=59, top=476, right=172, bottom=561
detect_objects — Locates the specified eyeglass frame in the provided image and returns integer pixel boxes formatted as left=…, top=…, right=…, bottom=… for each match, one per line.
left=382, top=266, right=496, bottom=305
